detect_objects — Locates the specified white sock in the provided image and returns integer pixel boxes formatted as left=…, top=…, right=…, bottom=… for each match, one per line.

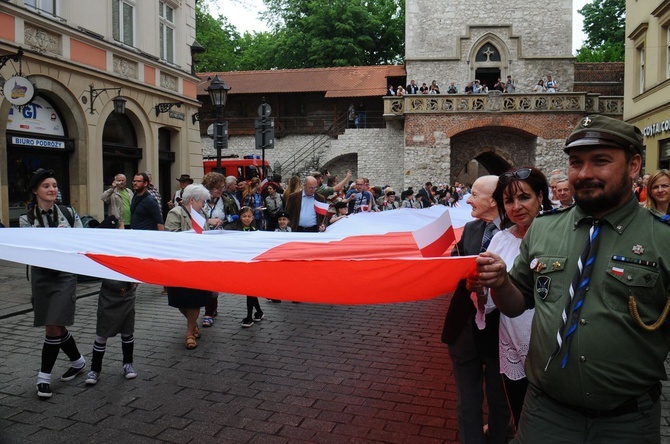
left=72, top=356, right=85, bottom=369
left=37, top=371, right=51, bottom=385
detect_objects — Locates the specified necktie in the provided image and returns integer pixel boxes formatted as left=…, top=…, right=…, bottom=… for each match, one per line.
left=480, top=222, right=498, bottom=252
left=42, top=210, right=55, bottom=227
left=546, top=218, right=601, bottom=370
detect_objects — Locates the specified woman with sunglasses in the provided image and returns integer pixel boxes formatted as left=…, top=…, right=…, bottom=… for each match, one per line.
left=472, top=167, right=552, bottom=434
left=644, top=169, right=670, bottom=215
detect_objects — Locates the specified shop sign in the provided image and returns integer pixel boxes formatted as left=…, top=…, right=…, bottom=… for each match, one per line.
left=7, top=97, right=65, bottom=136
left=11, top=136, right=65, bottom=149
left=643, top=119, right=670, bottom=137
left=3, top=75, right=35, bottom=106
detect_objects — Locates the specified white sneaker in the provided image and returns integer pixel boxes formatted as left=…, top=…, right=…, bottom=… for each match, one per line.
left=123, top=363, right=137, bottom=379
left=85, top=371, right=99, bottom=385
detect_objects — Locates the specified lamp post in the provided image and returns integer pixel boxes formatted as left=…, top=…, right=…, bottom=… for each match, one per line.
left=206, top=75, right=231, bottom=173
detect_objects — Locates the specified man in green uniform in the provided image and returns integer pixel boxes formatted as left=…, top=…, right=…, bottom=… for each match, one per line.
left=474, top=115, right=670, bottom=443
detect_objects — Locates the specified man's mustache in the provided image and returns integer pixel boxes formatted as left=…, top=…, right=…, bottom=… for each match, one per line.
left=573, top=180, right=604, bottom=190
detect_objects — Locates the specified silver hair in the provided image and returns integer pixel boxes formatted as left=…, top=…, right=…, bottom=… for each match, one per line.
left=554, top=173, right=569, bottom=183
left=225, top=175, right=237, bottom=186
left=182, top=184, right=211, bottom=203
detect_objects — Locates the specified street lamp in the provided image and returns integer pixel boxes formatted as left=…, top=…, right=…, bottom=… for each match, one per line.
left=206, top=75, right=231, bottom=173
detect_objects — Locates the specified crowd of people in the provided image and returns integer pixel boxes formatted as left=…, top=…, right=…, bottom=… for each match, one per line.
left=388, top=75, right=560, bottom=97
left=16, top=114, right=670, bottom=444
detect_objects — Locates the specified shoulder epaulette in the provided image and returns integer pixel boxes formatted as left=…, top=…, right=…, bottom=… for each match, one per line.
left=537, top=205, right=572, bottom=218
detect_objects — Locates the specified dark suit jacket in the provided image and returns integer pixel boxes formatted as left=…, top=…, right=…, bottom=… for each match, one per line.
left=284, top=191, right=327, bottom=231
left=441, top=219, right=500, bottom=348
left=416, top=187, right=433, bottom=208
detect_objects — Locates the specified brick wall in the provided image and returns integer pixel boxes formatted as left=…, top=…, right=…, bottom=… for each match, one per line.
left=573, top=62, right=624, bottom=96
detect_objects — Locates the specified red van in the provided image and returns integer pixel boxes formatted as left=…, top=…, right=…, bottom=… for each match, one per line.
left=203, top=156, right=271, bottom=181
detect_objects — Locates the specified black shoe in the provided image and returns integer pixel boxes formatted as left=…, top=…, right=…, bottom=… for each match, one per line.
left=241, top=317, right=254, bottom=328
left=253, top=311, right=264, bottom=322
left=37, top=383, right=52, bottom=398
left=61, top=365, right=85, bottom=382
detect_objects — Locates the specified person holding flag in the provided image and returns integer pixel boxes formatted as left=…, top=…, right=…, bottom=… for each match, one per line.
left=284, top=176, right=327, bottom=232
left=164, top=184, right=211, bottom=349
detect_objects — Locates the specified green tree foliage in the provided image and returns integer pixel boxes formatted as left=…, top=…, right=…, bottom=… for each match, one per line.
left=575, top=0, right=625, bottom=62
left=194, top=1, right=242, bottom=71
left=264, top=0, right=405, bottom=68
left=194, top=0, right=404, bottom=72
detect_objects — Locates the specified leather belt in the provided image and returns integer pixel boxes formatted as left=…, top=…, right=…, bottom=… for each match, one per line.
left=548, top=382, right=661, bottom=418
left=297, top=225, right=318, bottom=232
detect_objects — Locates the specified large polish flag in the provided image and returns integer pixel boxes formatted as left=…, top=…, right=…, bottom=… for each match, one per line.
left=0, top=206, right=475, bottom=304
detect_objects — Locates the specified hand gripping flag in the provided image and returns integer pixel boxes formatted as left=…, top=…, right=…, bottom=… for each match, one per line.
left=0, top=206, right=475, bottom=304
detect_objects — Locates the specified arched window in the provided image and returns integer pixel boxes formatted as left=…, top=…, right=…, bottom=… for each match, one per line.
left=475, top=44, right=501, bottom=62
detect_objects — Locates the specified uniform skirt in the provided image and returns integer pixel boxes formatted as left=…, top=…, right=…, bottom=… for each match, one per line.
left=96, top=280, right=136, bottom=337
left=31, top=266, right=77, bottom=327
left=167, top=287, right=209, bottom=309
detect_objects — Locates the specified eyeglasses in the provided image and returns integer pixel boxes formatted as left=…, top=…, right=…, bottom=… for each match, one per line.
left=499, top=168, right=532, bottom=184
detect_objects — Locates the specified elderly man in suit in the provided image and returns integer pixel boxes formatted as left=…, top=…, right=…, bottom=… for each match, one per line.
left=284, top=176, right=327, bottom=232
left=441, top=175, right=510, bottom=444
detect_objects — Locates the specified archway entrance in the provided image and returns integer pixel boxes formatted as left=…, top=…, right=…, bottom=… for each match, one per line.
left=450, top=127, right=537, bottom=183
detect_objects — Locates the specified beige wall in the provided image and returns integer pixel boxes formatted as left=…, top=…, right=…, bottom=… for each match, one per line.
left=624, top=0, right=670, bottom=171
left=0, top=0, right=202, bottom=224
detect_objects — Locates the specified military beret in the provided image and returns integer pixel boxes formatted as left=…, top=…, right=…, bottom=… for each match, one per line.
left=28, top=168, right=56, bottom=191
left=564, top=115, right=644, bottom=155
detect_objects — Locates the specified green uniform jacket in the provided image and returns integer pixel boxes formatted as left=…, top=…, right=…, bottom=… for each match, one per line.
left=509, top=196, right=670, bottom=410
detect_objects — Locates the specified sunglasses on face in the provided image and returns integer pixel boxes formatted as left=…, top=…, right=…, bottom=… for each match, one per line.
left=499, top=168, right=532, bottom=184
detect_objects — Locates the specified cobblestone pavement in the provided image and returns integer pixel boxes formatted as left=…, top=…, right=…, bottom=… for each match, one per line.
left=0, top=259, right=669, bottom=443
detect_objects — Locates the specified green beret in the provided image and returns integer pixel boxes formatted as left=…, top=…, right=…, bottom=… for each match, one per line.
left=564, top=115, right=644, bottom=155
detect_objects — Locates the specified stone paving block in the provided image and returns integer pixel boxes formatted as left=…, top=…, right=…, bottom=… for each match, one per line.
left=213, top=425, right=256, bottom=442
left=277, top=424, right=318, bottom=441
left=300, top=417, right=337, bottom=432
left=151, top=415, right=193, bottom=431
left=316, top=409, right=355, bottom=425
left=183, top=417, right=222, bottom=436
left=155, top=427, right=195, bottom=444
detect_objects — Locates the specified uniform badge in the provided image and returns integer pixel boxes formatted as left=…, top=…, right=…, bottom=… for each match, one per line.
left=537, top=262, right=545, bottom=272
left=551, top=261, right=561, bottom=271
left=632, top=244, right=645, bottom=255
left=530, top=258, right=538, bottom=270
left=582, top=116, right=592, bottom=127
left=536, top=276, right=551, bottom=300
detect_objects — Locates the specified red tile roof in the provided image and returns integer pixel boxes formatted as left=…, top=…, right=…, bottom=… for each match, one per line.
left=196, top=65, right=406, bottom=98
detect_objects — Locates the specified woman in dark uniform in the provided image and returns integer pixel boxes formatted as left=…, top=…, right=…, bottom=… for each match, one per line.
left=19, top=169, right=85, bottom=399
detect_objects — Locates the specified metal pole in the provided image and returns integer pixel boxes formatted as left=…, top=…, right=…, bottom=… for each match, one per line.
left=215, top=105, right=224, bottom=173
left=261, top=102, right=267, bottom=179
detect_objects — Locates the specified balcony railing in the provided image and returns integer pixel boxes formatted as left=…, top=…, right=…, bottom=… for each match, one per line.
left=383, top=92, right=623, bottom=117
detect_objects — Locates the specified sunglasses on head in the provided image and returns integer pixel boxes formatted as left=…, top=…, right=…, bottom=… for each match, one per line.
left=499, top=168, right=532, bottom=184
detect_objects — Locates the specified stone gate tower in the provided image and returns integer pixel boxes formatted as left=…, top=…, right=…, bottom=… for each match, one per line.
left=405, top=0, right=574, bottom=93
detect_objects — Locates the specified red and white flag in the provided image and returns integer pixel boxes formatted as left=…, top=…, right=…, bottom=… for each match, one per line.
left=0, top=206, right=474, bottom=304
left=411, top=209, right=455, bottom=257
left=314, top=200, right=330, bottom=216
left=189, top=207, right=206, bottom=234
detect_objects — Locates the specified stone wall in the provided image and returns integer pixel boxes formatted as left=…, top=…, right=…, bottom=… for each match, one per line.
left=403, top=113, right=585, bottom=186
left=201, top=121, right=406, bottom=191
